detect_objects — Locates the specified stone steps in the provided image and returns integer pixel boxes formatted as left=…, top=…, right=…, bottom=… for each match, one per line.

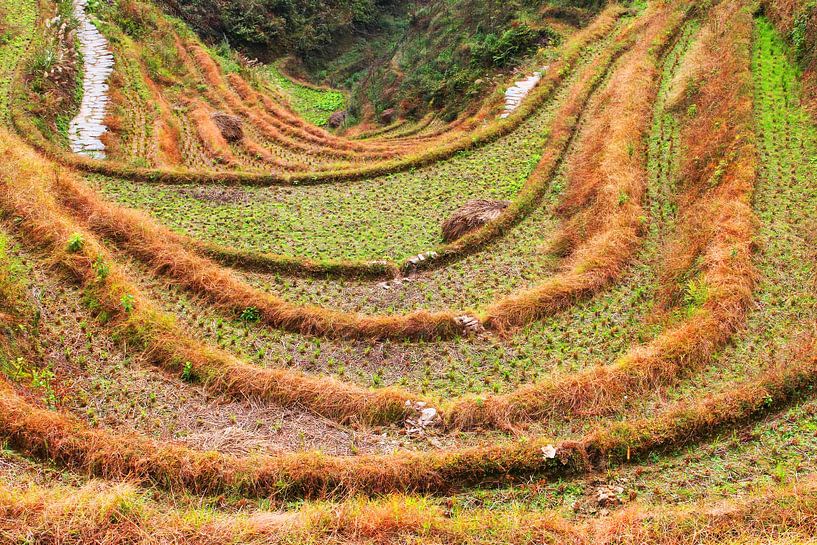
left=68, top=0, right=114, bottom=160
left=498, top=65, right=549, bottom=119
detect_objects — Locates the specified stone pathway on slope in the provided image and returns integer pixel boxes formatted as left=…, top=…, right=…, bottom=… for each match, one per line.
left=499, top=66, right=549, bottom=118
left=68, top=0, right=113, bottom=159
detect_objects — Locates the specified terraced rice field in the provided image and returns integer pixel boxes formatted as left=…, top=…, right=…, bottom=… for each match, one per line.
left=2, top=0, right=817, bottom=541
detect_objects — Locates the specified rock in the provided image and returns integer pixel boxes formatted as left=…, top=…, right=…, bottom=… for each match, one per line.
left=594, top=486, right=624, bottom=508
left=541, top=444, right=557, bottom=459
left=455, top=315, right=484, bottom=333
left=419, top=407, right=438, bottom=426
left=403, top=251, right=439, bottom=270
left=404, top=400, right=440, bottom=437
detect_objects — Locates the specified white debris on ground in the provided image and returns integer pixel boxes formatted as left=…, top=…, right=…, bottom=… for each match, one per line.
left=499, top=66, right=549, bottom=119
left=571, top=484, right=629, bottom=516
left=377, top=276, right=416, bottom=290
left=455, top=314, right=483, bottom=333
left=541, top=444, right=557, bottom=459
left=405, top=400, right=439, bottom=437
left=405, top=251, right=439, bottom=268
left=68, top=0, right=114, bottom=159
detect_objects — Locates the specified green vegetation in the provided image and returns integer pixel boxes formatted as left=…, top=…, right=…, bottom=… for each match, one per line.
left=94, top=25, right=618, bottom=262
left=347, top=0, right=559, bottom=119
left=265, top=65, right=346, bottom=126
left=3, top=0, right=817, bottom=541
left=0, top=0, right=34, bottom=117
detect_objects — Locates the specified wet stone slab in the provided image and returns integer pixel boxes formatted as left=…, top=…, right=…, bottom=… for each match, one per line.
left=68, top=0, right=113, bottom=160
left=499, top=66, right=549, bottom=119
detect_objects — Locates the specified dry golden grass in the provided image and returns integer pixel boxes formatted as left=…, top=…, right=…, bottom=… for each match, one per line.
left=4, top=475, right=817, bottom=544
left=446, top=0, right=757, bottom=430
left=8, top=4, right=627, bottom=187
left=187, top=99, right=238, bottom=165
left=485, top=4, right=685, bottom=331
left=2, top=3, right=812, bottom=539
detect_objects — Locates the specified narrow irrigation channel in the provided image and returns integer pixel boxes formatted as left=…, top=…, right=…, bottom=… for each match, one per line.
left=68, top=0, right=113, bottom=158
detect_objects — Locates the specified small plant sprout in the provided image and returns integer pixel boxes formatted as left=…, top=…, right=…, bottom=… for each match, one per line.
left=120, top=294, right=136, bottom=313
left=240, top=306, right=261, bottom=322
left=93, top=255, right=110, bottom=280
left=66, top=233, right=85, bottom=253
left=181, top=361, right=194, bottom=382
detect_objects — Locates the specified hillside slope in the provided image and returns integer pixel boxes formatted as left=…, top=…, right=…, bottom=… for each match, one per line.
left=4, top=0, right=817, bottom=542
left=161, top=0, right=607, bottom=122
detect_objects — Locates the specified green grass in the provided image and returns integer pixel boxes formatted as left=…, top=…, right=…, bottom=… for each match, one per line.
left=96, top=21, right=700, bottom=401
left=695, top=16, right=817, bottom=385
left=457, top=395, right=817, bottom=515
left=236, top=17, right=696, bottom=315
left=0, top=0, right=36, bottom=118
left=93, top=27, right=622, bottom=263
left=264, top=64, right=346, bottom=127
left=608, top=14, right=817, bottom=457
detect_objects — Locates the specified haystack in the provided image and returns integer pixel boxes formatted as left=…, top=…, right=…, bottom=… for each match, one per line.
left=328, top=110, right=348, bottom=128
left=211, top=111, right=244, bottom=142
left=441, top=199, right=511, bottom=242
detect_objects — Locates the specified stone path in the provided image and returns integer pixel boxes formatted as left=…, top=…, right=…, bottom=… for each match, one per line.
left=68, top=0, right=113, bottom=159
left=499, top=65, right=549, bottom=119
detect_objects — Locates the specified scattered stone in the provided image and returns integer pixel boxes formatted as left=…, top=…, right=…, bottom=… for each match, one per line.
left=404, top=400, right=440, bottom=437
left=376, top=274, right=420, bottom=291
left=405, top=251, right=439, bottom=269
left=455, top=315, right=483, bottom=333
left=572, top=484, right=629, bottom=514
left=541, top=444, right=557, bottom=459
left=595, top=485, right=625, bottom=507
left=419, top=407, right=438, bottom=427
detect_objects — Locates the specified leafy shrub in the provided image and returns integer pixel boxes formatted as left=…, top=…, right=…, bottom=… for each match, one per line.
left=240, top=306, right=261, bottom=322
left=66, top=233, right=84, bottom=253
left=470, top=23, right=542, bottom=68
left=120, top=294, right=135, bottom=313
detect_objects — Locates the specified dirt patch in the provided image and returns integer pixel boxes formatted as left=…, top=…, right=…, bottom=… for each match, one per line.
left=178, top=186, right=253, bottom=205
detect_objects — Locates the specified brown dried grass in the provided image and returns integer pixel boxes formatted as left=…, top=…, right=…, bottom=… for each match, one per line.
left=446, top=0, right=758, bottom=430
left=211, top=111, right=244, bottom=142
left=441, top=199, right=511, bottom=242
left=0, top=134, right=419, bottom=425
left=187, top=100, right=237, bottom=165
left=484, top=4, right=683, bottom=331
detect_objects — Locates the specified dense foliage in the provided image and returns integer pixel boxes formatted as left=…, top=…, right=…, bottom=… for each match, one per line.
left=161, top=0, right=401, bottom=56
left=160, top=0, right=603, bottom=121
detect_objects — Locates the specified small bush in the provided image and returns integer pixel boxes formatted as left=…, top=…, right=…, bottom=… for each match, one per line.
left=120, top=294, right=135, bottom=313
left=240, top=306, right=261, bottom=322
left=66, top=233, right=84, bottom=253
